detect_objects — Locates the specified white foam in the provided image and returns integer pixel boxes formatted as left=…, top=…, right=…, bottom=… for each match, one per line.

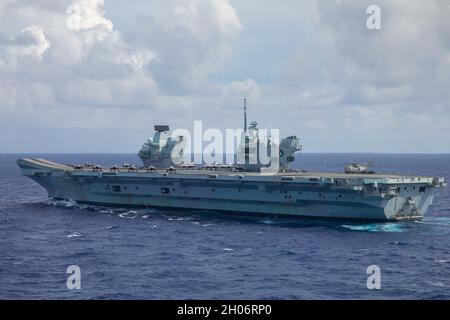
left=427, top=281, right=446, bottom=287
left=66, top=232, right=82, bottom=238
left=414, top=220, right=450, bottom=227
left=118, top=211, right=137, bottom=219
left=341, top=223, right=405, bottom=233
left=259, top=219, right=276, bottom=225
left=434, top=259, right=450, bottom=263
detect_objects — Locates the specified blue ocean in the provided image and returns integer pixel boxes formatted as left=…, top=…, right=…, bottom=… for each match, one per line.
left=1, top=153, right=449, bottom=299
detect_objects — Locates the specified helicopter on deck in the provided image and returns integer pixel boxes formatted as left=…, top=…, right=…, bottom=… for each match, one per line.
left=344, top=163, right=375, bottom=174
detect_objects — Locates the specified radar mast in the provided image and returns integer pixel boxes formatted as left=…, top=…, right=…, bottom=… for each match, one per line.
left=243, top=98, right=247, bottom=132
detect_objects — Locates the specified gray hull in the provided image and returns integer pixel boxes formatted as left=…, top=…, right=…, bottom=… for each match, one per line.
left=18, top=158, right=445, bottom=221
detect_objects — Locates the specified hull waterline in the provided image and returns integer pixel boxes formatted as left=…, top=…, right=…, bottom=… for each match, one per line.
left=17, top=158, right=446, bottom=222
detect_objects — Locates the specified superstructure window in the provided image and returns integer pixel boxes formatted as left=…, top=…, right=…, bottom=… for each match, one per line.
left=419, top=186, right=426, bottom=193
left=112, top=185, right=121, bottom=192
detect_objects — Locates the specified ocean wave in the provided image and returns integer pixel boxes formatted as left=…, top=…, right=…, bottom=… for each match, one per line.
left=105, top=225, right=119, bottom=230
left=341, top=223, right=405, bottom=233
left=100, top=209, right=114, bottom=214
left=44, top=199, right=159, bottom=219
left=47, top=198, right=79, bottom=209
left=66, top=232, right=82, bottom=238
left=168, top=216, right=195, bottom=222
left=434, top=258, right=450, bottom=263
left=426, top=281, right=447, bottom=287
left=415, top=217, right=450, bottom=227
left=118, top=211, right=138, bottom=219
left=388, top=241, right=409, bottom=246
left=45, top=199, right=101, bottom=212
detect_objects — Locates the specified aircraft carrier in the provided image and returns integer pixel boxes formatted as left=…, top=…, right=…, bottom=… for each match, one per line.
left=17, top=103, right=446, bottom=221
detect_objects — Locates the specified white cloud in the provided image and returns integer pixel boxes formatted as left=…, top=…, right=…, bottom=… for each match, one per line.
left=226, top=79, right=260, bottom=102
left=66, top=0, right=113, bottom=45
left=311, top=0, right=450, bottom=103
left=0, top=25, right=50, bottom=69
left=0, top=0, right=246, bottom=135
left=0, top=0, right=449, bottom=152
left=131, top=0, right=242, bottom=93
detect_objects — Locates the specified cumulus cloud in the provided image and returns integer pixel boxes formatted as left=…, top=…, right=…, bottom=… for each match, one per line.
left=0, top=25, right=50, bottom=69
left=0, top=0, right=245, bottom=127
left=245, top=0, right=450, bottom=151
left=0, top=0, right=449, bottom=152
left=312, top=0, right=450, bottom=104
left=132, top=0, right=242, bottom=93
left=66, top=0, right=113, bottom=45
left=226, top=79, right=260, bottom=103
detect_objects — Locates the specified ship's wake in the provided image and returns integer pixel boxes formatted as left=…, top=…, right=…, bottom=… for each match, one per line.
left=341, top=223, right=406, bottom=233
left=41, top=198, right=207, bottom=226
left=414, top=216, right=450, bottom=227
left=44, top=198, right=156, bottom=217
left=38, top=198, right=443, bottom=233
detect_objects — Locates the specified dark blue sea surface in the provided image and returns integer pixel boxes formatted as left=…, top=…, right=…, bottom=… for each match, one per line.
left=1, top=153, right=449, bottom=299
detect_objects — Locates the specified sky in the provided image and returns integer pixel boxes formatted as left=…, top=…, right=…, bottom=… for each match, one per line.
left=0, top=0, right=449, bottom=153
